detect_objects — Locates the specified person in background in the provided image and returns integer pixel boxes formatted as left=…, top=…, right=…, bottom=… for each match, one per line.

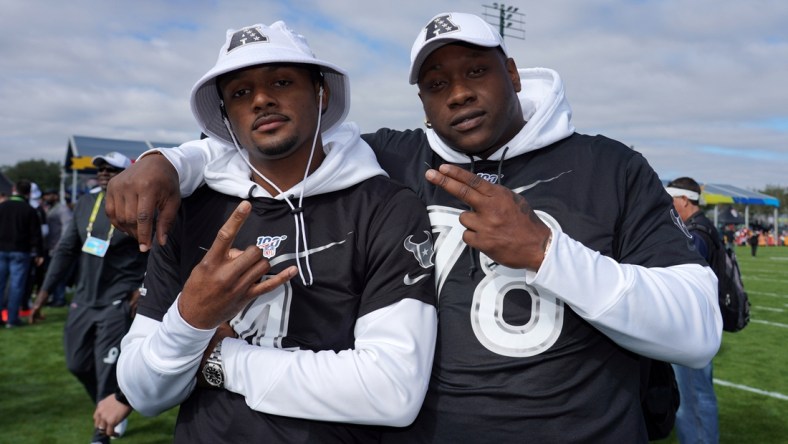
left=21, top=182, right=47, bottom=311
left=0, top=179, right=44, bottom=327
left=30, top=153, right=147, bottom=444
left=666, top=177, right=721, bottom=444
left=722, top=224, right=736, bottom=252
left=40, top=188, right=73, bottom=307
left=106, top=12, right=721, bottom=442
left=748, top=229, right=760, bottom=256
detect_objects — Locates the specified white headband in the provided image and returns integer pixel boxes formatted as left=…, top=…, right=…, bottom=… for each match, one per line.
left=666, top=187, right=700, bottom=201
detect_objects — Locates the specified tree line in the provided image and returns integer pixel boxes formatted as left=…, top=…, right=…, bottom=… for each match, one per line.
left=1, top=159, right=62, bottom=192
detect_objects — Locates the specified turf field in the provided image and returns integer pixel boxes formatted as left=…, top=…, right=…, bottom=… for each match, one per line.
left=1, top=245, right=785, bottom=443
left=655, top=245, right=788, bottom=443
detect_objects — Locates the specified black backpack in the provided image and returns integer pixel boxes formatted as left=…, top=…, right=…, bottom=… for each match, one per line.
left=640, top=358, right=680, bottom=441
left=688, top=222, right=751, bottom=332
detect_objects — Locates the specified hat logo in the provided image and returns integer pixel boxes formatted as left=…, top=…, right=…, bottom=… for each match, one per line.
left=227, top=26, right=269, bottom=53
left=424, top=15, right=459, bottom=41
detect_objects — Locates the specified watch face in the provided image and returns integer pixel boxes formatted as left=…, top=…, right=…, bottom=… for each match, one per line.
left=203, top=363, right=224, bottom=387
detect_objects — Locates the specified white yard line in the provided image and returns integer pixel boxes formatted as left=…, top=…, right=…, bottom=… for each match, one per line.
left=743, top=276, right=788, bottom=285
left=750, top=319, right=788, bottom=328
left=714, top=379, right=788, bottom=401
left=752, top=306, right=784, bottom=313
left=747, top=290, right=788, bottom=299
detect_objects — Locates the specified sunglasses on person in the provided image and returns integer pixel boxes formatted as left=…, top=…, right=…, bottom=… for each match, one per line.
left=97, top=166, right=121, bottom=173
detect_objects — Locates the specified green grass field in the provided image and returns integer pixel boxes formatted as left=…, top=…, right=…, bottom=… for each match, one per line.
left=655, top=245, right=788, bottom=443
left=0, top=306, right=178, bottom=444
left=1, top=246, right=785, bottom=443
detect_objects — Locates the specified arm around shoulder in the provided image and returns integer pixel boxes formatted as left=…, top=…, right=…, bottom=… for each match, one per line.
left=145, top=137, right=231, bottom=197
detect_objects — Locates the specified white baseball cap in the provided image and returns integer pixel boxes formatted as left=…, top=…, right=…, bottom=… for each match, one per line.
left=409, top=12, right=509, bottom=84
left=92, top=152, right=132, bottom=170
left=30, top=182, right=42, bottom=200
left=191, top=21, right=350, bottom=145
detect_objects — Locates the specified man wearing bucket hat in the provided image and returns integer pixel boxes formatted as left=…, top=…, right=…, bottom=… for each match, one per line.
left=108, top=12, right=721, bottom=442
left=116, top=21, right=436, bottom=443
left=31, top=151, right=147, bottom=444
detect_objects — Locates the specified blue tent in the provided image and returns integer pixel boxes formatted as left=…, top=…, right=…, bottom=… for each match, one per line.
left=701, top=183, right=780, bottom=208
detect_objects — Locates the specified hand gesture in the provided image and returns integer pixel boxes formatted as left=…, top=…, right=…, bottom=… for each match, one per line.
left=178, top=201, right=297, bottom=329
left=105, top=153, right=181, bottom=252
left=425, top=164, right=551, bottom=271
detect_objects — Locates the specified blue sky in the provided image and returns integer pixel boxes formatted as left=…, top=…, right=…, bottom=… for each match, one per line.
left=1, top=0, right=786, bottom=189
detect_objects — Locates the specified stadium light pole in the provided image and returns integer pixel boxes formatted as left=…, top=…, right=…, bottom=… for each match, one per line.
left=482, top=3, right=525, bottom=41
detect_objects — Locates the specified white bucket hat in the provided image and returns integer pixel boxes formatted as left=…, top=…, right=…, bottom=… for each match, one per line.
left=409, top=12, right=510, bottom=84
left=191, top=21, right=350, bottom=145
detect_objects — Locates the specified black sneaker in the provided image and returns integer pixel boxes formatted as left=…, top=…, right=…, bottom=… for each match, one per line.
left=91, top=428, right=111, bottom=444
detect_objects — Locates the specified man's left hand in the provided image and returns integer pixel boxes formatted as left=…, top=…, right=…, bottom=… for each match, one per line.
left=425, top=164, right=551, bottom=271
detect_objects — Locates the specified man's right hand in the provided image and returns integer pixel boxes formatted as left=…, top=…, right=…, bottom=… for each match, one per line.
left=105, top=152, right=181, bottom=252
left=29, top=289, right=49, bottom=324
left=178, top=201, right=298, bottom=330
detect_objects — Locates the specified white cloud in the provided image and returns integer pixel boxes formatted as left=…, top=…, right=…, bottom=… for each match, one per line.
left=1, top=0, right=786, bottom=190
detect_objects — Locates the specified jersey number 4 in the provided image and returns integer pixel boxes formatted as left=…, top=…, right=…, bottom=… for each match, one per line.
left=230, top=280, right=294, bottom=348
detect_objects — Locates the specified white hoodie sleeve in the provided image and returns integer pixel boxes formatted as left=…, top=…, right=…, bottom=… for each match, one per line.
left=223, top=298, right=437, bottom=427
left=140, top=138, right=231, bottom=198
left=118, top=297, right=437, bottom=426
left=117, top=301, right=214, bottom=416
left=526, top=228, right=722, bottom=369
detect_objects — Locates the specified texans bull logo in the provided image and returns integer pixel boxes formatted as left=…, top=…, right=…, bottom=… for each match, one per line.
left=403, top=231, right=435, bottom=269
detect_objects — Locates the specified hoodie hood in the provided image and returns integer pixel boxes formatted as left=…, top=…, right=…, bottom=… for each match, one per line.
left=426, top=67, right=575, bottom=163
left=203, top=122, right=386, bottom=199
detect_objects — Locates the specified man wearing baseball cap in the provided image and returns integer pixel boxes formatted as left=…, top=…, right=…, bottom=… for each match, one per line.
left=108, top=12, right=721, bottom=442
left=32, top=151, right=147, bottom=444
left=93, top=152, right=132, bottom=170
left=116, top=21, right=436, bottom=443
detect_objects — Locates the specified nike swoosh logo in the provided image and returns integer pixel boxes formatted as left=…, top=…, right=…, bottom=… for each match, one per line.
left=199, top=235, right=350, bottom=267
left=512, top=170, right=572, bottom=194
left=404, top=273, right=431, bottom=286
left=269, top=237, right=349, bottom=267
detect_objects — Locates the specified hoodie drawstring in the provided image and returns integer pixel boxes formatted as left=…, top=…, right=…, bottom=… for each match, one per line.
left=466, top=156, right=479, bottom=276
left=220, top=91, right=325, bottom=287
left=497, top=147, right=509, bottom=186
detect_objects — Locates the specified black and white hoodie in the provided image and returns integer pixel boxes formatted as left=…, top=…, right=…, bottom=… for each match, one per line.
left=140, top=68, right=721, bottom=443
left=118, top=123, right=437, bottom=443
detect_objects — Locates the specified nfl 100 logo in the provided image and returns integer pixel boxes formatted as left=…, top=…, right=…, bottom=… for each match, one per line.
left=256, top=235, right=288, bottom=258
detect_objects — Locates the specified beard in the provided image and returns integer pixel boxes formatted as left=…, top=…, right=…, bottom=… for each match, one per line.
left=249, top=134, right=300, bottom=161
